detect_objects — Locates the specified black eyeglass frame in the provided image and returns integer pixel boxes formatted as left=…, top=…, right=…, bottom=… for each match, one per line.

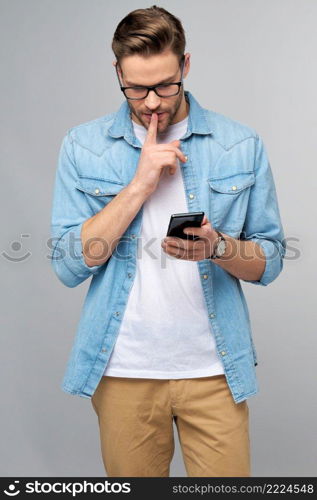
left=115, top=55, right=186, bottom=100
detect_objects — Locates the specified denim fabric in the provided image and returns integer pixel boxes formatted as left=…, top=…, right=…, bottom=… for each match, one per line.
left=50, top=90, right=285, bottom=403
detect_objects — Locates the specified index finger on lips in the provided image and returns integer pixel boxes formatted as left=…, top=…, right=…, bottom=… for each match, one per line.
left=144, top=112, right=157, bottom=145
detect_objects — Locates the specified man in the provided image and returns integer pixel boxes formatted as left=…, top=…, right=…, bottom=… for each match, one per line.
left=50, top=6, right=285, bottom=477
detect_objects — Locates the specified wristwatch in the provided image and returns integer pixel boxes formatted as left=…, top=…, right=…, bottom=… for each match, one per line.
left=209, top=230, right=227, bottom=259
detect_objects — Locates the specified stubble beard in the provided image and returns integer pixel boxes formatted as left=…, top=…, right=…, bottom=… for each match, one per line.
left=128, top=90, right=184, bottom=134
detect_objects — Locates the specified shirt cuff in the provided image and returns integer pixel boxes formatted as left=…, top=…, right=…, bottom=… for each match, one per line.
left=242, top=238, right=284, bottom=286
left=52, top=222, right=105, bottom=287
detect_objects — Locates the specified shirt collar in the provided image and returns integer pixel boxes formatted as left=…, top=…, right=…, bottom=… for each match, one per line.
left=108, top=90, right=213, bottom=147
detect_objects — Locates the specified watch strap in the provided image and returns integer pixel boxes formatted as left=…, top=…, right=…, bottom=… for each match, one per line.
left=209, top=230, right=225, bottom=259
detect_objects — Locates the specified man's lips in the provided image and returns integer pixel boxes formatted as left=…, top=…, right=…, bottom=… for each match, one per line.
left=143, top=112, right=167, bottom=121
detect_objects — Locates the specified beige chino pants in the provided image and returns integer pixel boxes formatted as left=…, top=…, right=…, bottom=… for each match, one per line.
left=91, top=374, right=250, bottom=477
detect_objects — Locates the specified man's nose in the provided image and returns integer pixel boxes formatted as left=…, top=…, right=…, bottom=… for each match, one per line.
left=144, top=89, right=161, bottom=110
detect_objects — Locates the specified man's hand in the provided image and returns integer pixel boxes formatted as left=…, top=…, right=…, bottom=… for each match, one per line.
left=130, top=112, right=187, bottom=197
left=161, top=214, right=267, bottom=282
left=161, top=215, right=218, bottom=261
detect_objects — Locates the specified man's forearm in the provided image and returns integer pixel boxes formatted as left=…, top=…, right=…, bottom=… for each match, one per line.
left=81, top=181, right=148, bottom=267
left=211, top=233, right=266, bottom=282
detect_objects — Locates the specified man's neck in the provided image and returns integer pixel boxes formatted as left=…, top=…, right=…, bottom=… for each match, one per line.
left=170, top=94, right=189, bottom=125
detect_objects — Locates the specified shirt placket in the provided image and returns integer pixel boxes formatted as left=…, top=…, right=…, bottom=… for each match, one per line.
left=179, top=138, right=235, bottom=387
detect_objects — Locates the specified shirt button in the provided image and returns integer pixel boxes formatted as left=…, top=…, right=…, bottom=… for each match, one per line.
left=231, top=186, right=237, bottom=191
left=131, top=234, right=136, bottom=239
left=94, top=188, right=100, bottom=194
left=101, top=348, right=107, bottom=353
left=203, top=274, right=208, bottom=279
left=209, top=313, right=215, bottom=318
left=127, top=272, right=132, bottom=278
left=189, top=193, right=195, bottom=199
left=221, top=351, right=226, bottom=356
left=115, top=311, right=120, bottom=317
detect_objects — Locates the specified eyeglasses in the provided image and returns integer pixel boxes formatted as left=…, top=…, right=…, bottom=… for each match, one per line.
left=115, top=55, right=185, bottom=100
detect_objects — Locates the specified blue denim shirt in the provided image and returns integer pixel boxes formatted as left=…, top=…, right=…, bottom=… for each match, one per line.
left=50, top=90, right=285, bottom=404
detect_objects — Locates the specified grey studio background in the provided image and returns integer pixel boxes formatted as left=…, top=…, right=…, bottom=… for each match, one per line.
left=1, top=0, right=316, bottom=477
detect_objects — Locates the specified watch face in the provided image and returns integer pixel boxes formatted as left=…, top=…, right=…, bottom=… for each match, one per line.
left=217, top=239, right=226, bottom=256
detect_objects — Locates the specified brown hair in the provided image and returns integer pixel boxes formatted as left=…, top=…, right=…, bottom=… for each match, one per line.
left=112, top=5, right=186, bottom=64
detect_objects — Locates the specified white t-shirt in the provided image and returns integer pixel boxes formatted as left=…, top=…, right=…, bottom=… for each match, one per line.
left=104, top=116, right=225, bottom=378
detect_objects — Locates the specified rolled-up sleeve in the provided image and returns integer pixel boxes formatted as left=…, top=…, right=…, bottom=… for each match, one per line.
left=241, top=135, right=286, bottom=286
left=50, top=132, right=106, bottom=288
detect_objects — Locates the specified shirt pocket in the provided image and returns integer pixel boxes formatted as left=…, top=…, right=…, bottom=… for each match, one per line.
left=207, top=171, right=255, bottom=232
left=75, top=176, right=125, bottom=214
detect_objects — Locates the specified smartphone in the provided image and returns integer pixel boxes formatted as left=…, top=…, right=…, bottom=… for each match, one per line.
left=166, top=211, right=205, bottom=240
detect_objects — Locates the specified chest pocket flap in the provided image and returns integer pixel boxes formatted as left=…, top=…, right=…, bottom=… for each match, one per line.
left=75, top=177, right=124, bottom=197
left=208, top=171, right=255, bottom=194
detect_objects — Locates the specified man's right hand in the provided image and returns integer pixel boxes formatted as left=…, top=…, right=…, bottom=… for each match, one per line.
left=131, top=112, right=187, bottom=197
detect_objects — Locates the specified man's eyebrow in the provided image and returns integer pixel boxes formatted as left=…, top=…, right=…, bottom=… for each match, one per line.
left=125, top=73, right=177, bottom=87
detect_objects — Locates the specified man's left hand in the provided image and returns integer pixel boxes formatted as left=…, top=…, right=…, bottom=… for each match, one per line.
left=161, top=215, right=219, bottom=261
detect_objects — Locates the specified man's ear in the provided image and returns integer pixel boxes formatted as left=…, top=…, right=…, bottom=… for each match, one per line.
left=114, top=60, right=123, bottom=79
left=183, top=52, right=191, bottom=79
